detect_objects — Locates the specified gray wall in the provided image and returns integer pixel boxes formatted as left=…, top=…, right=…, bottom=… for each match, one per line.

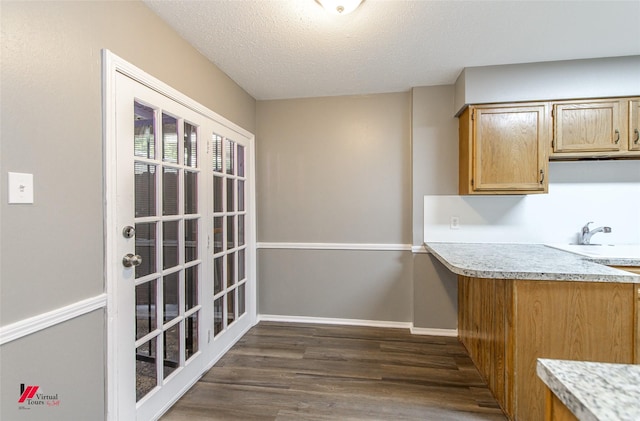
left=1, top=1, right=255, bottom=419
left=0, top=311, right=105, bottom=421
left=256, top=93, right=415, bottom=322
left=411, top=85, right=460, bottom=329
left=256, top=94, right=412, bottom=244
left=454, top=55, right=640, bottom=114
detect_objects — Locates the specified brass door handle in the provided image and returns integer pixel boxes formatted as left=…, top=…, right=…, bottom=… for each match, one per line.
left=539, top=169, right=545, bottom=184
left=634, top=128, right=639, bottom=145
left=614, top=129, right=620, bottom=144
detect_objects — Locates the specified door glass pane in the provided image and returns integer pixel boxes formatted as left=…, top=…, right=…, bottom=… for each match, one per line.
left=162, top=113, right=178, bottom=164
left=226, top=139, right=235, bottom=175
left=184, top=171, right=197, bottom=214
left=238, top=249, right=245, bottom=282
left=226, top=178, right=235, bottom=212
left=185, top=313, right=198, bottom=361
left=185, top=266, right=197, bottom=311
left=136, top=280, right=157, bottom=340
left=237, top=144, right=245, bottom=177
left=238, top=283, right=246, bottom=316
left=163, top=272, right=179, bottom=323
left=184, top=219, right=197, bottom=263
left=163, top=167, right=179, bottom=215
left=136, top=339, right=158, bottom=402
left=213, top=176, right=223, bottom=213
left=134, top=102, right=155, bottom=159
left=135, top=163, right=156, bottom=217
left=184, top=122, right=197, bottom=167
left=213, top=134, right=223, bottom=173
left=163, top=221, right=179, bottom=269
left=214, top=257, right=223, bottom=295
left=227, top=215, right=235, bottom=250
left=135, top=222, right=157, bottom=278
left=227, top=290, right=235, bottom=326
left=213, top=217, right=223, bottom=254
left=237, top=180, right=245, bottom=212
left=238, top=215, right=245, bottom=247
left=163, top=324, right=180, bottom=379
left=227, top=252, right=235, bottom=287
left=213, top=298, right=222, bottom=336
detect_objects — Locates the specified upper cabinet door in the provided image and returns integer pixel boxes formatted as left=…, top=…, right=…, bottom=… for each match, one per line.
left=628, top=98, right=640, bottom=152
left=553, top=99, right=624, bottom=153
left=459, top=103, right=549, bottom=195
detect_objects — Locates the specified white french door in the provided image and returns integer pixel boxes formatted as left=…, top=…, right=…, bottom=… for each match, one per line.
left=107, top=55, right=255, bottom=421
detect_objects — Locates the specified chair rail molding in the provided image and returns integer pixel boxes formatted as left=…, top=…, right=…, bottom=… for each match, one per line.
left=0, top=294, right=107, bottom=345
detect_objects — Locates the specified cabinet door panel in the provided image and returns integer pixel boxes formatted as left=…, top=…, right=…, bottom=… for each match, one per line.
left=554, top=100, right=622, bottom=152
left=474, top=106, right=547, bottom=192
left=629, top=99, right=640, bottom=151
left=513, top=281, right=634, bottom=421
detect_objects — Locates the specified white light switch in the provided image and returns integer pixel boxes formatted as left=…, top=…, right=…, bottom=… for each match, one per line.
left=8, top=172, right=34, bottom=204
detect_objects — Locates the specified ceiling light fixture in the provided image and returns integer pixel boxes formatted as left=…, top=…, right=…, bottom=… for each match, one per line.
left=317, top=0, right=363, bottom=15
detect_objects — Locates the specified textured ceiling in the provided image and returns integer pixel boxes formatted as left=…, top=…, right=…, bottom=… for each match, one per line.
left=143, top=0, right=640, bottom=100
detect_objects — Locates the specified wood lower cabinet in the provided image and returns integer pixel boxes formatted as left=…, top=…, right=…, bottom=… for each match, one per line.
left=458, top=276, right=639, bottom=421
left=543, top=388, right=578, bottom=421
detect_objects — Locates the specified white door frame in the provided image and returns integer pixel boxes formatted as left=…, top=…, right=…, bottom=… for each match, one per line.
left=102, top=49, right=257, bottom=421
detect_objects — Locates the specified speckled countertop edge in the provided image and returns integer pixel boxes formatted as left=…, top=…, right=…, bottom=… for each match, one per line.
left=423, top=242, right=640, bottom=283
left=537, top=359, right=640, bottom=421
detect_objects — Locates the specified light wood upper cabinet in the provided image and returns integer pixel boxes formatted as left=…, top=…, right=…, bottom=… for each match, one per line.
left=550, top=97, right=640, bottom=158
left=629, top=98, right=640, bottom=152
left=459, top=103, right=549, bottom=195
left=553, top=99, right=623, bottom=153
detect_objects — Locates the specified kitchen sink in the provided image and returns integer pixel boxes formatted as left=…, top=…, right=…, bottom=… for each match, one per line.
left=546, top=244, right=640, bottom=259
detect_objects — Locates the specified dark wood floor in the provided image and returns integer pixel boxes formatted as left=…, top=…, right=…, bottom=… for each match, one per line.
left=161, top=322, right=506, bottom=420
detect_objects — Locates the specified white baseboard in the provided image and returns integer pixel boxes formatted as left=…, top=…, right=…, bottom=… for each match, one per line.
left=257, top=242, right=413, bottom=251
left=410, top=326, right=458, bottom=337
left=258, top=314, right=458, bottom=338
left=412, top=245, right=429, bottom=253
left=258, top=314, right=413, bottom=330
left=0, top=293, right=107, bottom=345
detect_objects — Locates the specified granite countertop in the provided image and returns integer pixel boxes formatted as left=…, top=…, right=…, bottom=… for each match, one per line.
left=424, top=242, right=640, bottom=283
left=537, top=359, right=640, bottom=421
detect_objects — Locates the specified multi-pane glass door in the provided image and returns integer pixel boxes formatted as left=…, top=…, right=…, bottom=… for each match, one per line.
left=112, top=68, right=255, bottom=421
left=212, top=135, right=248, bottom=337
left=133, top=101, right=202, bottom=402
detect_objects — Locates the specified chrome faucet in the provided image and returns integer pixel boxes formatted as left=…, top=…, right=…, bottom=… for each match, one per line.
left=580, top=222, right=612, bottom=245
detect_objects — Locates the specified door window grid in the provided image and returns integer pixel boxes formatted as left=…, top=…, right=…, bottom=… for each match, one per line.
left=212, top=134, right=248, bottom=338
left=134, top=101, right=202, bottom=402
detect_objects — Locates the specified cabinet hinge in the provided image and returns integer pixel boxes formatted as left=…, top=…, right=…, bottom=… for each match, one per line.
left=551, top=139, right=555, bottom=149
left=471, top=110, right=475, bottom=120
left=471, top=178, right=474, bottom=187
left=551, top=108, right=554, bottom=118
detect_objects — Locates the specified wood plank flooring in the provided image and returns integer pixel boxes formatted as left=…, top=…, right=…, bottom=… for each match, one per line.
left=161, top=322, right=506, bottom=420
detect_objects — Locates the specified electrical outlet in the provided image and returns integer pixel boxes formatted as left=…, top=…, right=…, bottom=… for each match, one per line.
left=450, top=216, right=460, bottom=230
